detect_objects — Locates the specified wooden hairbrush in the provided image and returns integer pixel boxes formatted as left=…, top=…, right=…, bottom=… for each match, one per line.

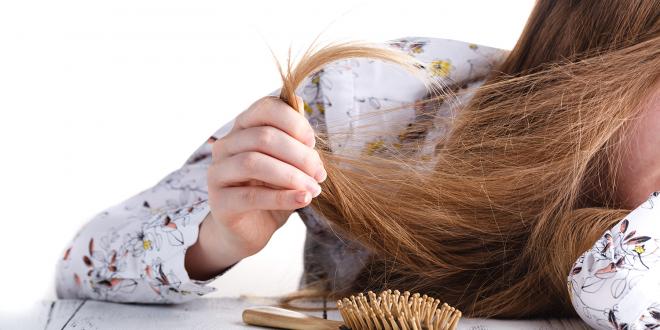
left=242, top=289, right=462, bottom=330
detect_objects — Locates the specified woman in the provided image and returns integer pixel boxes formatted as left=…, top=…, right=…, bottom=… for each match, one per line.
left=56, top=1, right=659, bottom=329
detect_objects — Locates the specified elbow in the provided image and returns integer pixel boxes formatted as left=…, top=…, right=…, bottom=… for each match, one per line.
left=54, top=245, right=80, bottom=300
left=567, top=208, right=660, bottom=329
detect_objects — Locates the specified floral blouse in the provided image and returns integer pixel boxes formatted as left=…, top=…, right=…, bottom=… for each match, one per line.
left=55, top=37, right=660, bottom=330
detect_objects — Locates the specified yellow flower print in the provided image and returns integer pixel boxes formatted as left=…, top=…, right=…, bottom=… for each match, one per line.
left=633, top=245, right=645, bottom=254
left=431, top=59, right=452, bottom=77
left=316, top=102, right=325, bottom=114
left=143, top=239, right=152, bottom=250
left=364, top=140, right=385, bottom=155
left=469, top=43, right=478, bottom=50
left=311, top=75, right=321, bottom=86
left=303, top=101, right=313, bottom=115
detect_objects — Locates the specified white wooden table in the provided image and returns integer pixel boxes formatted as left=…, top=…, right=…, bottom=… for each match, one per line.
left=4, top=297, right=591, bottom=330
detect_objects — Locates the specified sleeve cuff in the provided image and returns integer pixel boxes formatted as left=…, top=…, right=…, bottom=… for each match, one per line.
left=141, top=199, right=223, bottom=302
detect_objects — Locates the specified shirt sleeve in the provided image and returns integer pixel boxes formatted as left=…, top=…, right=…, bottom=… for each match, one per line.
left=55, top=79, right=324, bottom=303
left=568, top=191, right=660, bottom=329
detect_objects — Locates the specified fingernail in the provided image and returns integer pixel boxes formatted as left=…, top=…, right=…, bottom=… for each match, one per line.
left=306, top=180, right=322, bottom=197
left=296, top=191, right=311, bottom=204
left=314, top=168, right=327, bottom=182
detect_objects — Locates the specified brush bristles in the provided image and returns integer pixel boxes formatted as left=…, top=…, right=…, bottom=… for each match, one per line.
left=336, top=290, right=462, bottom=330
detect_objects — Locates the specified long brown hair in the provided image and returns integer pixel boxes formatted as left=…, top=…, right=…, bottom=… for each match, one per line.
left=276, top=0, right=660, bottom=318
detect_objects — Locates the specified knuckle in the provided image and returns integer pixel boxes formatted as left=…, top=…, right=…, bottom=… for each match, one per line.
left=255, top=127, right=275, bottom=146
left=239, top=152, right=260, bottom=171
left=260, top=95, right=279, bottom=104
left=235, top=109, right=249, bottom=125
left=250, top=96, right=269, bottom=109
left=255, top=96, right=277, bottom=113
left=241, top=97, right=271, bottom=122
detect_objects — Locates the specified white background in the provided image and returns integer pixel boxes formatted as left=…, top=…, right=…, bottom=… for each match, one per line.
left=0, top=0, right=534, bottom=314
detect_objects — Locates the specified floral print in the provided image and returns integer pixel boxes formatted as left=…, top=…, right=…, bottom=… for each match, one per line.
left=568, top=191, right=660, bottom=329
left=56, top=37, right=659, bottom=329
left=430, top=59, right=453, bottom=77
left=57, top=197, right=220, bottom=303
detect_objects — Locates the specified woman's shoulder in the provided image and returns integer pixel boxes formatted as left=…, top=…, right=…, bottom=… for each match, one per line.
left=303, top=36, right=508, bottom=102
left=319, top=36, right=508, bottom=92
left=385, top=36, right=508, bottom=81
left=297, top=36, right=508, bottom=158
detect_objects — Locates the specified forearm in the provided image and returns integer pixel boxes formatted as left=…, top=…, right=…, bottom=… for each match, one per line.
left=56, top=198, right=218, bottom=303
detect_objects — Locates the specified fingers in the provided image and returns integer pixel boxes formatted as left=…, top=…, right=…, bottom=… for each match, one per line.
left=207, top=95, right=323, bottom=219
left=211, top=186, right=311, bottom=216
left=213, top=126, right=326, bottom=182
left=208, top=152, right=322, bottom=196
left=232, top=96, right=315, bottom=148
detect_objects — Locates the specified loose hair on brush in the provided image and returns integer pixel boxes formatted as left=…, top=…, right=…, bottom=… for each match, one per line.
left=272, top=0, right=659, bottom=319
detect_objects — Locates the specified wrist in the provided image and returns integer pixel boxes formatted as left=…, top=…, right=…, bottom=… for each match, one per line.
left=184, top=211, right=243, bottom=281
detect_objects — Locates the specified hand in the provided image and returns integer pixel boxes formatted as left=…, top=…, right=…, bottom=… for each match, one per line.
left=185, top=95, right=326, bottom=280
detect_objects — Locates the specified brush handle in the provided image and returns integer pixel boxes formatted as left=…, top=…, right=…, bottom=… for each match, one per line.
left=242, top=306, right=345, bottom=330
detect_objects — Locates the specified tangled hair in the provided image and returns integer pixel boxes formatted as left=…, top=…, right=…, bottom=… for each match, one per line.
left=275, top=0, right=659, bottom=319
